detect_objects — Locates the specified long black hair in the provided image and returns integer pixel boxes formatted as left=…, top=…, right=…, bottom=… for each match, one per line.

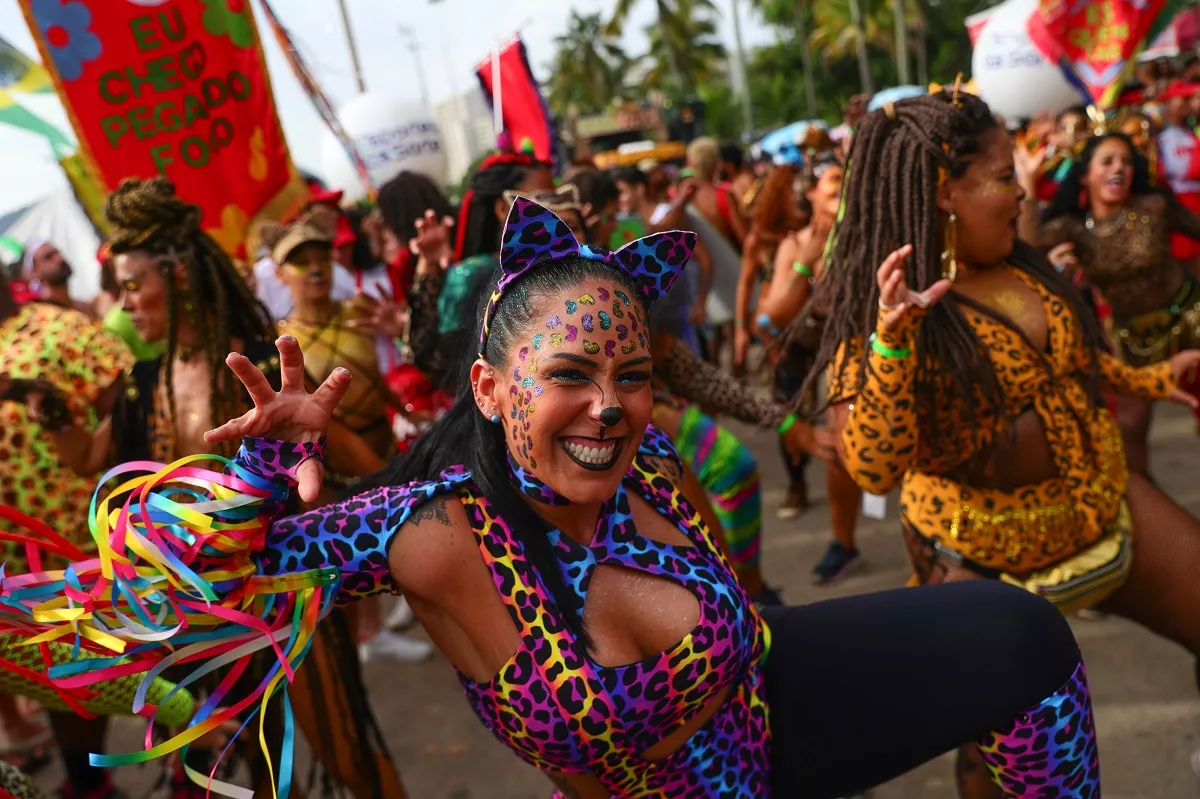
left=454, top=153, right=548, bottom=262
left=0, top=269, right=15, bottom=323
left=376, top=171, right=455, bottom=247
left=362, top=254, right=646, bottom=648
left=1044, top=133, right=1161, bottom=222
left=796, top=93, right=1108, bottom=466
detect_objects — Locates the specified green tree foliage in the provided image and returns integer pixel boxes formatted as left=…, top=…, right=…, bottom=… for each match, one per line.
left=546, top=10, right=630, bottom=116
left=546, top=0, right=997, bottom=138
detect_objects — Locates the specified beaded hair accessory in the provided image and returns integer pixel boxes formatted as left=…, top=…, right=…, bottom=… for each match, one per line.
left=478, top=197, right=696, bottom=358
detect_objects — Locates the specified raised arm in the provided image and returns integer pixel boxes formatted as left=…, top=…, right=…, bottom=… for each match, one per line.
left=1093, top=348, right=1200, bottom=405
left=832, top=246, right=951, bottom=494
left=653, top=335, right=834, bottom=463
left=1014, top=144, right=1076, bottom=249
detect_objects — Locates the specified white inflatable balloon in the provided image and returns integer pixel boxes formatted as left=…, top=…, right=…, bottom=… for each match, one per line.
left=319, top=92, right=447, bottom=203
left=971, top=0, right=1083, bottom=120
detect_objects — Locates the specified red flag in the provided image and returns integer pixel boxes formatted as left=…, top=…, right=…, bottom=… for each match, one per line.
left=1027, top=0, right=1170, bottom=108
left=475, top=38, right=555, bottom=163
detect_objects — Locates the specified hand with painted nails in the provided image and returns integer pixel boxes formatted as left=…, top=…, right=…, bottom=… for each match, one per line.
left=203, top=335, right=352, bottom=502
left=410, top=209, right=456, bottom=274
left=876, top=244, right=953, bottom=331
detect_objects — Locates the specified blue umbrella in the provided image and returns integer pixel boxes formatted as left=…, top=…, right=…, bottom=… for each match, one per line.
left=754, top=120, right=830, bottom=165
left=868, top=85, right=927, bottom=111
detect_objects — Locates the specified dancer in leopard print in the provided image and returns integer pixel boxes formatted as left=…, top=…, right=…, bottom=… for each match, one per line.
left=1, top=200, right=1099, bottom=798
left=803, top=89, right=1200, bottom=797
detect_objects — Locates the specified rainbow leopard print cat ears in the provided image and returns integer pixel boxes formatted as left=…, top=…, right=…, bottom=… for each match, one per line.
left=479, top=196, right=696, bottom=357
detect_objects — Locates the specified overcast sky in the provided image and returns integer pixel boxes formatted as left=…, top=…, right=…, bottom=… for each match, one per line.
left=0, top=0, right=776, bottom=216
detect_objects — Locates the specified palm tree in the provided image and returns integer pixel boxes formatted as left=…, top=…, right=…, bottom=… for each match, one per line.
left=846, top=0, right=873, bottom=94
left=546, top=11, right=629, bottom=116
left=607, top=0, right=720, bottom=96
left=748, top=0, right=818, bottom=118
left=793, top=0, right=819, bottom=118
left=639, top=0, right=727, bottom=95
left=807, top=0, right=925, bottom=94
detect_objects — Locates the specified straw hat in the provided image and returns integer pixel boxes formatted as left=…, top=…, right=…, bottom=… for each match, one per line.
left=271, top=222, right=332, bottom=267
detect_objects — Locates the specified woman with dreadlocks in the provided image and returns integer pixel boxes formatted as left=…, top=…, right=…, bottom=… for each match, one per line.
left=27, top=178, right=406, bottom=798
left=1, top=196, right=1103, bottom=798
left=806, top=90, right=1200, bottom=797
left=1017, top=132, right=1200, bottom=476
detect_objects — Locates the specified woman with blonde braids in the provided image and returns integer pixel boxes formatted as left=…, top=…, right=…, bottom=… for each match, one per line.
left=804, top=91, right=1200, bottom=797
left=38, top=178, right=407, bottom=799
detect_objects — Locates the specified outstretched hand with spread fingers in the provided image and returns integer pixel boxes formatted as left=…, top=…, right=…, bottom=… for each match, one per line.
left=410, top=209, right=456, bottom=274
left=876, top=245, right=953, bottom=330
left=203, top=335, right=351, bottom=502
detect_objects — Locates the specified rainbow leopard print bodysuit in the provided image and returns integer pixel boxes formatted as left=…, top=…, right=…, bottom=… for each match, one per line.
left=257, top=425, right=772, bottom=797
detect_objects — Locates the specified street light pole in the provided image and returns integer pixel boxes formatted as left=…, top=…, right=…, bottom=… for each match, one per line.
left=398, top=25, right=431, bottom=108
left=730, top=0, right=754, bottom=140
left=336, top=0, right=366, bottom=93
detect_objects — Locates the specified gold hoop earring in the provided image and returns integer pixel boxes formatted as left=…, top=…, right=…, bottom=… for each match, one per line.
left=941, top=210, right=958, bottom=282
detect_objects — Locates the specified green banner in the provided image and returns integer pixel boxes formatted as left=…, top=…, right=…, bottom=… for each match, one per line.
left=0, top=88, right=73, bottom=156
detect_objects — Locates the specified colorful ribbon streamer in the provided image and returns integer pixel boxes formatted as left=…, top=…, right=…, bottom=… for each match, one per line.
left=0, top=453, right=337, bottom=798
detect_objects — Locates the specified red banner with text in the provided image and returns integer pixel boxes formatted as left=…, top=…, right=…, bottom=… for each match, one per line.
left=1028, top=0, right=1168, bottom=109
left=17, top=0, right=305, bottom=255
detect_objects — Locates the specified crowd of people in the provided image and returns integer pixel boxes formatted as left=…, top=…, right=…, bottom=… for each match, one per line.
left=1, top=62, right=1200, bottom=799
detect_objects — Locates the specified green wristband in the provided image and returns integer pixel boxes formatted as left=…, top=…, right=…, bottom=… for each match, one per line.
left=792, top=261, right=813, bottom=277
left=869, top=332, right=911, bottom=359
left=778, top=413, right=798, bottom=435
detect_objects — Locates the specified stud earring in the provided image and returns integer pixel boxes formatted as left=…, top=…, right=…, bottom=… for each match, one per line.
left=490, top=414, right=501, bottom=424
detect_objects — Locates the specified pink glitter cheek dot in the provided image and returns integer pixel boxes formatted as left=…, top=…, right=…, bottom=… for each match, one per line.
left=605, top=340, right=616, bottom=358
left=534, top=385, right=544, bottom=397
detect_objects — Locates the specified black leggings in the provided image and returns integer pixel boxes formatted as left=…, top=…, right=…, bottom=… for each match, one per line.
left=761, top=580, right=1083, bottom=798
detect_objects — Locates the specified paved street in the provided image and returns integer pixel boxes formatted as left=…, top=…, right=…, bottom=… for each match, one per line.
left=29, top=406, right=1200, bottom=798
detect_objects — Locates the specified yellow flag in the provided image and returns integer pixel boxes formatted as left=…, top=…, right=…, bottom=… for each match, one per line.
left=0, top=35, right=52, bottom=94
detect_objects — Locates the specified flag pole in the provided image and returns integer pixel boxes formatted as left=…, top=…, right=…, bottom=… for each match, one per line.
left=492, top=39, right=504, bottom=139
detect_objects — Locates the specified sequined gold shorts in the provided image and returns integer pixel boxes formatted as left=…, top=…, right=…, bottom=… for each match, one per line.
left=903, top=501, right=1132, bottom=614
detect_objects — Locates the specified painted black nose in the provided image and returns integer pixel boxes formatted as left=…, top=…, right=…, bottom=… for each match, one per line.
left=599, top=407, right=624, bottom=426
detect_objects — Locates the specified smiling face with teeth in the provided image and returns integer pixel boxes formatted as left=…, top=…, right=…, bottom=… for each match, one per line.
left=474, top=277, right=655, bottom=505
left=1082, top=136, right=1135, bottom=210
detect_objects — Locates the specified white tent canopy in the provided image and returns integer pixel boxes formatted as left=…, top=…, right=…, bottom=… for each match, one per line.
left=0, top=189, right=102, bottom=301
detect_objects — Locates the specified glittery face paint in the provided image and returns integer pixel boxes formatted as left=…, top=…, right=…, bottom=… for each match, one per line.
left=494, top=281, right=655, bottom=500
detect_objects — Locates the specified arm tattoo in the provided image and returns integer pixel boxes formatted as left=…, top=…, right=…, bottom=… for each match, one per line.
left=646, top=455, right=683, bottom=484
left=412, top=497, right=452, bottom=526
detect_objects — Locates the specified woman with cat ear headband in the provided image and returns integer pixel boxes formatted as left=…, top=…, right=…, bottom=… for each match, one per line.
left=1, top=198, right=1098, bottom=798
